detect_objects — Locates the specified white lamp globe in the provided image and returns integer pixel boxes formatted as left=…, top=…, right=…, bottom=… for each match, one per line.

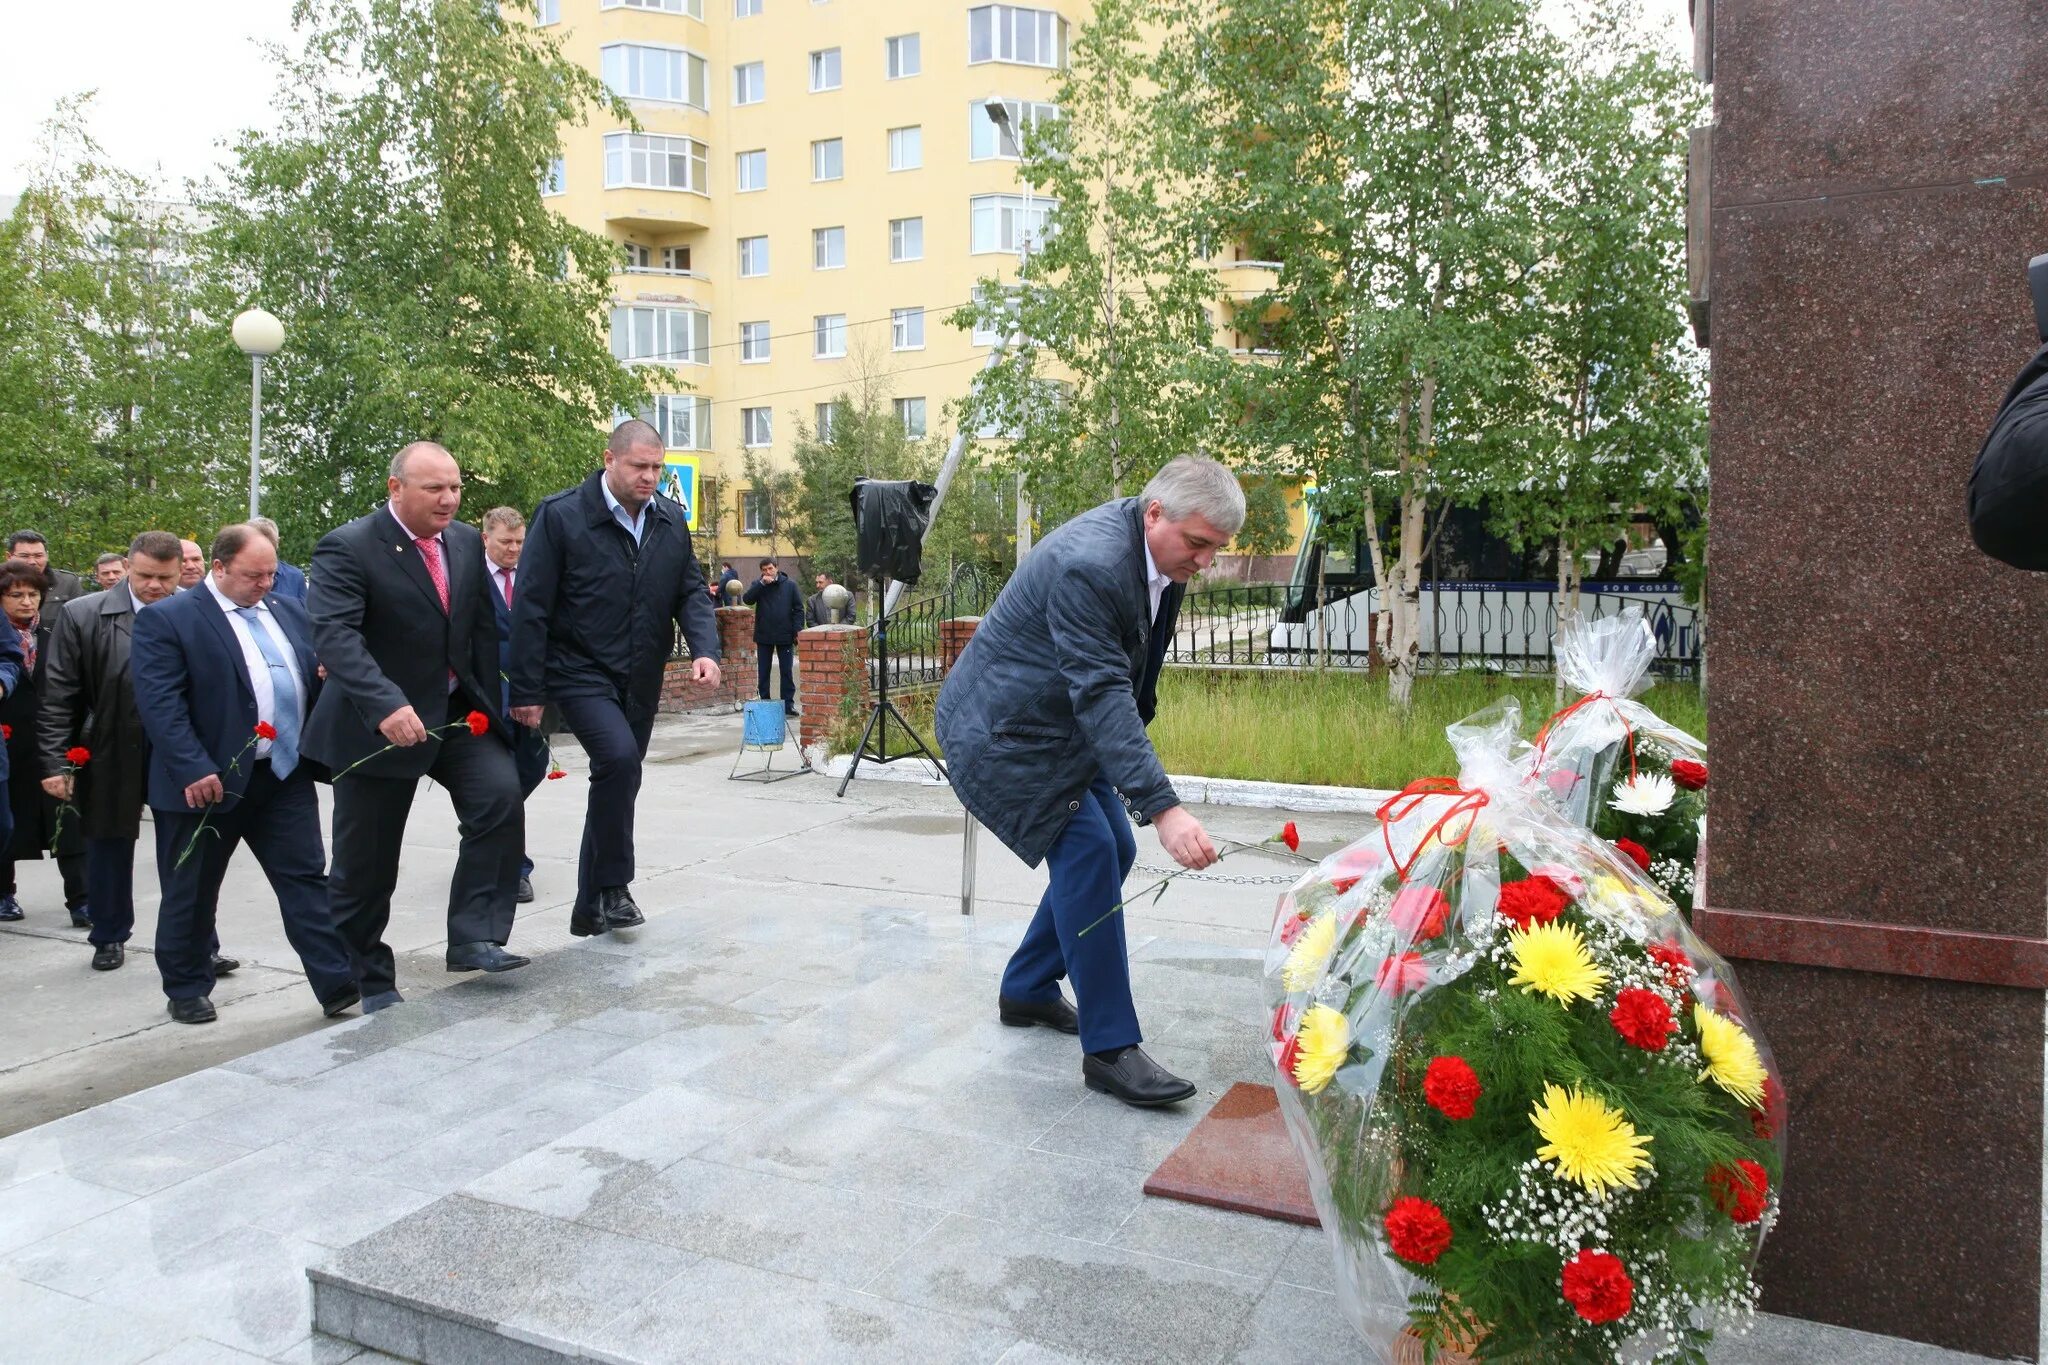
left=232, top=308, right=285, bottom=358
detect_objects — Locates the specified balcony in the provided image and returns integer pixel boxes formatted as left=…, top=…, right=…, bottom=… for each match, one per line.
left=602, top=189, right=711, bottom=235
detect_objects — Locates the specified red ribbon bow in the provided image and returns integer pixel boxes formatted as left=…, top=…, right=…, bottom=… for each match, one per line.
left=1375, top=777, right=1490, bottom=882
left=1531, top=690, right=1638, bottom=783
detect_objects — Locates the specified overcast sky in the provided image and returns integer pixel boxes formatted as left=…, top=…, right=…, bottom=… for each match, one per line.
left=0, top=0, right=1693, bottom=200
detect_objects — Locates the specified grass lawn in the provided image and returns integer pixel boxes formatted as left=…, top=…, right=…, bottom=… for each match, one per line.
left=1149, top=668, right=1706, bottom=791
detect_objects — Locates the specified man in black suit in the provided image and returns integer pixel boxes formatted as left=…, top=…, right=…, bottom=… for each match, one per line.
left=742, top=558, right=804, bottom=715
left=131, top=524, right=360, bottom=1023
left=483, top=505, right=550, bottom=903
left=308, top=441, right=527, bottom=1011
left=510, top=421, right=721, bottom=938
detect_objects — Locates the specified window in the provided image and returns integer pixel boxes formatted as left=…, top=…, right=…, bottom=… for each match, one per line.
left=971, top=283, right=1022, bottom=345
left=603, top=0, right=704, bottom=14
left=538, top=0, right=561, bottom=24
left=742, top=407, right=773, bottom=447
left=734, top=0, right=761, bottom=14
left=889, top=216, right=923, bottom=262
left=815, top=401, right=837, bottom=438
left=600, top=44, right=710, bottom=108
left=891, top=306, right=925, bottom=351
left=812, top=226, right=845, bottom=270
left=968, top=5, right=1067, bottom=68
left=887, top=126, right=922, bottom=172
left=733, top=61, right=765, bottom=105
left=813, top=313, right=847, bottom=358
left=603, top=133, right=707, bottom=193
left=742, top=488, right=772, bottom=534
left=969, top=193, right=1055, bottom=254
left=738, top=235, right=770, bottom=277
left=609, top=306, right=710, bottom=364
left=809, top=48, right=842, bottom=92
left=643, top=394, right=710, bottom=450
left=970, top=99, right=1058, bottom=160
left=624, top=242, right=654, bottom=270
left=740, top=320, right=771, bottom=362
left=662, top=244, right=691, bottom=272
left=541, top=157, right=566, bottom=196
left=735, top=149, right=767, bottom=192
left=886, top=34, right=921, bottom=79
left=894, top=397, right=927, bottom=438
left=810, top=138, right=843, bottom=182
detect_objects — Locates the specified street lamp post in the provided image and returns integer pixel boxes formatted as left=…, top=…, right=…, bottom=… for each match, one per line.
left=983, top=101, right=1035, bottom=563
left=231, top=308, right=285, bottom=518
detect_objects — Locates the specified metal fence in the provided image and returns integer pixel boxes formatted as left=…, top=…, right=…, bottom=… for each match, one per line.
left=867, top=564, right=1004, bottom=692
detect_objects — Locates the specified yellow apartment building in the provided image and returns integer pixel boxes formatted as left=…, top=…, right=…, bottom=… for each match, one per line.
left=532, top=0, right=1086, bottom=562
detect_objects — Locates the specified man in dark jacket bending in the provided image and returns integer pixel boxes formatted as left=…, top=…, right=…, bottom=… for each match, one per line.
left=935, top=456, right=1240, bottom=1108
left=742, top=558, right=804, bottom=715
left=510, top=421, right=721, bottom=939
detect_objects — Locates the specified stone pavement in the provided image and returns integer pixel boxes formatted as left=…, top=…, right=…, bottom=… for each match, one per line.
left=0, top=713, right=2014, bottom=1364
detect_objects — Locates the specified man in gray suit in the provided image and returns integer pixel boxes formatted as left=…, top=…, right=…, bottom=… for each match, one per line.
left=936, top=456, right=1243, bottom=1107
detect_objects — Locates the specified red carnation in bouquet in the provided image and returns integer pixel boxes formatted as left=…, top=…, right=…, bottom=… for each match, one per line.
left=1277, top=1032, right=1302, bottom=1079
left=1614, top=837, right=1651, bottom=872
left=1608, top=987, right=1677, bottom=1051
left=1384, top=1196, right=1453, bottom=1265
left=1496, top=874, right=1570, bottom=929
left=465, top=710, right=490, bottom=736
left=65, top=746, right=91, bottom=766
left=1279, top=910, right=1313, bottom=946
left=1271, top=1003, right=1298, bottom=1043
left=1749, top=1074, right=1787, bottom=1139
left=1423, top=1056, right=1482, bottom=1120
left=1670, top=759, right=1710, bottom=791
left=1560, top=1249, right=1634, bottom=1323
left=1389, top=885, right=1450, bottom=939
left=1375, top=951, right=1428, bottom=994
left=1707, top=1159, right=1770, bottom=1224
left=254, top=721, right=278, bottom=740
left=1646, top=940, right=1693, bottom=987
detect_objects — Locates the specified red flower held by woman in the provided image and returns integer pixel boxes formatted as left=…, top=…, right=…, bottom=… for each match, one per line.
left=1707, top=1159, right=1770, bottom=1224
left=1496, top=874, right=1570, bottom=929
left=1608, top=987, right=1677, bottom=1051
left=254, top=721, right=278, bottom=741
left=1389, top=885, right=1450, bottom=939
left=65, top=746, right=91, bottom=766
left=1423, top=1055, right=1482, bottom=1120
left=465, top=710, right=490, bottom=736
left=1669, top=759, right=1710, bottom=791
left=1614, top=837, right=1651, bottom=872
left=1560, top=1248, right=1634, bottom=1323
left=1383, top=1196, right=1453, bottom=1264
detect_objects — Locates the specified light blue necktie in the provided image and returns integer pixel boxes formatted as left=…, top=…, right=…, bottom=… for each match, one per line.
left=234, top=607, right=300, bottom=778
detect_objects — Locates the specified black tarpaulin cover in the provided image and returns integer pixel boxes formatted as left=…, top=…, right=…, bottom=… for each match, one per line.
left=850, top=478, right=938, bottom=585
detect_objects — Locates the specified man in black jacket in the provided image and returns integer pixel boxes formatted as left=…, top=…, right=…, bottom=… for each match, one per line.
left=742, top=558, right=804, bottom=715
left=510, top=421, right=721, bottom=938
left=308, top=441, right=527, bottom=1010
left=1970, top=341, right=2048, bottom=570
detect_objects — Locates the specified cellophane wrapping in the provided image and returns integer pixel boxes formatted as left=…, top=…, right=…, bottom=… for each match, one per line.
left=1263, top=703, right=1784, bottom=1364
left=1531, top=612, right=1709, bottom=909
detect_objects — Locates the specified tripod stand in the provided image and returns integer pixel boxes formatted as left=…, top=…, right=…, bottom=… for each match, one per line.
left=837, top=575, right=946, bottom=797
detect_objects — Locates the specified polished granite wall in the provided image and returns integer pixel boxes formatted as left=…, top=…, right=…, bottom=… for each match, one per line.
left=1700, top=1, right=2048, bottom=1358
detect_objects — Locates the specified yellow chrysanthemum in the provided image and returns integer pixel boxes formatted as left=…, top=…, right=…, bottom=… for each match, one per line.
left=1505, top=920, right=1609, bottom=1005
left=1281, top=913, right=1338, bottom=992
left=1694, top=1004, right=1768, bottom=1107
left=1530, top=1083, right=1654, bottom=1197
left=1292, top=1005, right=1350, bottom=1095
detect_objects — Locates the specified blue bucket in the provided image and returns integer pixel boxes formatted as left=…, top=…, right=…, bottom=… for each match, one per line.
left=741, top=700, right=788, bottom=748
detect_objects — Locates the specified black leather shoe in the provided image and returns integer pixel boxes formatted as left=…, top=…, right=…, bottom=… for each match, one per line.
left=1082, top=1046, right=1197, bottom=1108
left=212, top=956, right=240, bottom=977
left=91, top=943, right=125, bottom=971
left=321, top=987, right=362, bottom=1018
left=516, top=875, right=535, bottom=904
left=0, top=896, right=23, bottom=921
left=569, top=905, right=610, bottom=937
left=446, top=941, right=530, bottom=973
left=167, top=996, right=217, bottom=1024
left=597, top=886, right=644, bottom=928
left=362, top=989, right=405, bottom=1013
left=69, top=908, right=92, bottom=929
left=999, top=993, right=1080, bottom=1034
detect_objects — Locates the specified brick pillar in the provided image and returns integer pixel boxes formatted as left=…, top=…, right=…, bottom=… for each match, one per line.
left=938, top=616, right=982, bottom=672
left=659, top=607, right=756, bottom=712
left=796, top=624, right=868, bottom=750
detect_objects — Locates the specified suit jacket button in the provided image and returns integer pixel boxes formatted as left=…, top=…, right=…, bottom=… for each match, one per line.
left=1068, top=800, right=1080, bottom=811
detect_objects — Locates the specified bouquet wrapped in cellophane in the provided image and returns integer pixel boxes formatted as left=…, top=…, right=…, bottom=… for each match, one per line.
left=1263, top=703, right=1784, bottom=1365
left=1530, top=611, right=1708, bottom=909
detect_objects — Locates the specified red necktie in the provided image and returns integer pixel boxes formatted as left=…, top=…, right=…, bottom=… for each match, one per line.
left=499, top=568, right=514, bottom=607
left=414, top=536, right=450, bottom=613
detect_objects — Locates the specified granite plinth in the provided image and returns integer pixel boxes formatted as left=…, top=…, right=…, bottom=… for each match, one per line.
left=1142, top=1082, right=1318, bottom=1228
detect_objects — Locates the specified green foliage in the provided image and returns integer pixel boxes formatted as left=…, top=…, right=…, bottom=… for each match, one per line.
left=1232, top=475, right=1295, bottom=574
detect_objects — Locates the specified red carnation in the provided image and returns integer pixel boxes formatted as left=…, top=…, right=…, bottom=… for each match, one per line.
left=1608, top=987, right=1677, bottom=1051
left=465, top=710, right=490, bottom=736
left=546, top=768, right=567, bottom=780
left=1, top=724, right=11, bottom=741
left=1280, top=821, right=1300, bottom=853
left=1271, top=1003, right=1298, bottom=1043
left=1423, top=1055, right=1482, bottom=1120
left=1375, top=950, right=1428, bottom=994
left=254, top=721, right=278, bottom=740
left=1707, top=1159, right=1770, bottom=1224
left=1614, top=837, right=1651, bottom=872
left=1749, top=1074, right=1786, bottom=1139
left=1497, top=875, right=1570, bottom=929
left=65, top=746, right=91, bottom=766
left=1276, top=1032, right=1302, bottom=1081
left=1389, top=885, right=1450, bottom=939
left=1383, top=1196, right=1453, bottom=1265
left=1670, top=759, right=1709, bottom=791
left=1645, top=940, right=1693, bottom=987
left=1279, top=910, right=1312, bottom=946
left=1560, top=1249, right=1634, bottom=1324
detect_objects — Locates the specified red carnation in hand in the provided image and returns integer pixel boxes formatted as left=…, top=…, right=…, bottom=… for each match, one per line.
left=1560, top=1249, right=1634, bottom=1323
left=1670, top=759, right=1709, bottom=791
left=1375, top=950, right=1428, bottom=994
left=1645, top=940, right=1693, bottom=987
left=65, top=746, right=91, bottom=766
left=1383, top=1196, right=1453, bottom=1265
left=546, top=768, right=567, bottom=780
left=254, top=721, right=278, bottom=740
left=1608, top=987, right=1677, bottom=1051
left=1614, top=837, right=1651, bottom=872
left=0, top=724, right=11, bottom=741
left=1707, top=1159, right=1770, bottom=1224
left=465, top=710, right=490, bottom=736
left=1496, top=874, right=1570, bottom=929
left=1423, top=1055, right=1482, bottom=1120
left=1389, top=885, right=1450, bottom=939
left=1280, top=821, right=1300, bottom=853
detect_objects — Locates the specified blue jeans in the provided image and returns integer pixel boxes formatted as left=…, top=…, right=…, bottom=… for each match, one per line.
left=999, top=775, right=1142, bottom=1054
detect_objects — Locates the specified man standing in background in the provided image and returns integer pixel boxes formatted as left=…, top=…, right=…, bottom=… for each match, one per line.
left=743, top=559, right=804, bottom=716
left=250, top=517, right=308, bottom=603
left=483, top=505, right=549, bottom=904
left=6, top=532, right=84, bottom=610
left=93, top=554, right=127, bottom=590
left=176, top=540, right=206, bottom=592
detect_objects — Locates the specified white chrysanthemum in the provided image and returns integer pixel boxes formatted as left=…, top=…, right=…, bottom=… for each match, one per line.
left=1610, top=772, right=1676, bottom=817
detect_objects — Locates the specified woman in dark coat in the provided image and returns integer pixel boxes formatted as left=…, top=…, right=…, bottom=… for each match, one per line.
left=0, top=559, right=87, bottom=924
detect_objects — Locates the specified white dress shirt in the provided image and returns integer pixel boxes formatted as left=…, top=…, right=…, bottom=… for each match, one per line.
left=1142, top=540, right=1171, bottom=625
left=205, top=576, right=306, bottom=759
left=601, top=477, right=648, bottom=544
left=388, top=503, right=444, bottom=553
